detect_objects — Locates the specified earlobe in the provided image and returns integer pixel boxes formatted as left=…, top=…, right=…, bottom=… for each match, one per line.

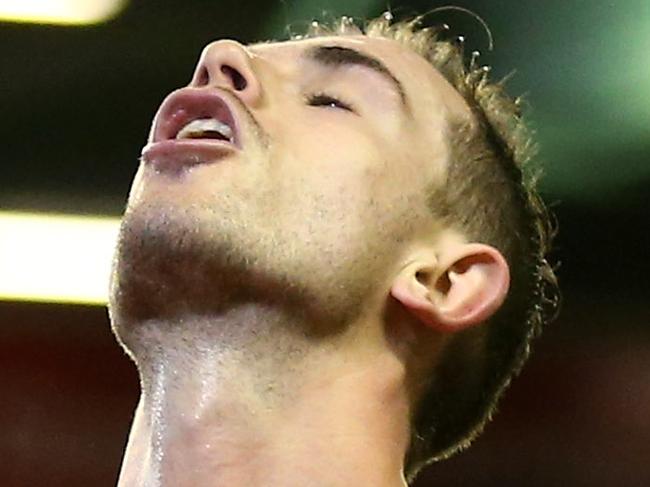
left=390, top=244, right=510, bottom=334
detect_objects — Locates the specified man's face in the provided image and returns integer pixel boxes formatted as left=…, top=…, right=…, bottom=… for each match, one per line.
left=110, top=34, right=471, bottom=330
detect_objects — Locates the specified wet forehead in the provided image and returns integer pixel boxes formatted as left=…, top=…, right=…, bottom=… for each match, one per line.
left=248, top=35, right=472, bottom=122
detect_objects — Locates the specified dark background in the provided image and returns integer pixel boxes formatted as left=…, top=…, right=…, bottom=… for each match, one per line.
left=1, top=0, right=649, bottom=485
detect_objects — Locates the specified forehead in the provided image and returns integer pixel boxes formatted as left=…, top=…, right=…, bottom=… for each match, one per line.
left=248, top=34, right=472, bottom=121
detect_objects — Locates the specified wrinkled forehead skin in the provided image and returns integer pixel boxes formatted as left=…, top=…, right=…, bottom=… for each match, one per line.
left=249, top=34, right=473, bottom=127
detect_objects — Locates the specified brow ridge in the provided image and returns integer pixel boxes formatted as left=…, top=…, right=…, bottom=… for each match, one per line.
left=303, top=45, right=410, bottom=112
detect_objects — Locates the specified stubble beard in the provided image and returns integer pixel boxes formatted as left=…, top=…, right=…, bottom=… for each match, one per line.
left=109, top=201, right=373, bottom=349
left=107, top=170, right=416, bottom=381
left=110, top=199, right=305, bottom=333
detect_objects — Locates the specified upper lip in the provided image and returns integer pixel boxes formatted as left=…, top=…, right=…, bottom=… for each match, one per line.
left=151, top=87, right=242, bottom=148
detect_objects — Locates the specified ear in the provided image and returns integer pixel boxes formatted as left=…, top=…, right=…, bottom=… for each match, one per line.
left=390, top=243, right=510, bottom=334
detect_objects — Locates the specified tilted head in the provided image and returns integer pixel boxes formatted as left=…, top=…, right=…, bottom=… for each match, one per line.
left=109, top=11, right=558, bottom=485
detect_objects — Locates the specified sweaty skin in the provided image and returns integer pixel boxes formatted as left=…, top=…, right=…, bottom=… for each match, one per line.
left=109, top=34, right=503, bottom=487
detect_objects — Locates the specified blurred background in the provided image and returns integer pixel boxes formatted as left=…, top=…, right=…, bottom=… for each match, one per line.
left=1, top=0, right=649, bottom=485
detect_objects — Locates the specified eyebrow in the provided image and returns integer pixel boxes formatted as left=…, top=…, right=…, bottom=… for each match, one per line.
left=302, top=45, right=410, bottom=113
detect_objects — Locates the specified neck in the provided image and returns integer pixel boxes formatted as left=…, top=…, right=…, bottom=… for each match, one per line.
left=117, top=307, right=411, bottom=487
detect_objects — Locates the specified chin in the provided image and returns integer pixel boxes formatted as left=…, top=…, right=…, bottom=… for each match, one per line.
left=108, top=200, right=274, bottom=326
left=109, top=206, right=210, bottom=319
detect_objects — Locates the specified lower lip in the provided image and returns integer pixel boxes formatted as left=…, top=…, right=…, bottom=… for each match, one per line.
left=141, top=139, right=237, bottom=174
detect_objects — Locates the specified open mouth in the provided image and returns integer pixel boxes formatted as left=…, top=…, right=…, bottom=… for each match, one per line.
left=175, top=118, right=233, bottom=142
left=151, top=88, right=241, bottom=148
left=141, top=88, right=244, bottom=172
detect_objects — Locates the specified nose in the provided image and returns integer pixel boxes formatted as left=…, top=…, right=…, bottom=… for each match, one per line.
left=191, top=39, right=262, bottom=106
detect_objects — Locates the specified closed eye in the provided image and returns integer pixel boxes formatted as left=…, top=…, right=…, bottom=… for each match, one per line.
left=306, top=93, right=355, bottom=112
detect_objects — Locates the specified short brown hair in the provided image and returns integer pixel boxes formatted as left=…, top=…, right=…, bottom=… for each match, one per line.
left=293, top=12, right=560, bottom=484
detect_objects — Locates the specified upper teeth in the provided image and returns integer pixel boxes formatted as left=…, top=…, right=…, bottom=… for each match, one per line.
left=176, top=118, right=233, bottom=140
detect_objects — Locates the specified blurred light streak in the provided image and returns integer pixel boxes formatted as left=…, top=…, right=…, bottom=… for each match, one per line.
left=0, top=212, right=119, bottom=305
left=0, top=0, right=127, bottom=25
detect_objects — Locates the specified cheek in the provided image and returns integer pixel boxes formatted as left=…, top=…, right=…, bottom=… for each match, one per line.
left=279, top=121, right=384, bottom=201
left=268, top=124, right=417, bottom=240
left=261, top=106, right=435, bottom=240
left=282, top=114, right=389, bottom=179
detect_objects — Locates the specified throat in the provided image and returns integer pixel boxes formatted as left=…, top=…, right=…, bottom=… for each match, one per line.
left=118, top=312, right=410, bottom=487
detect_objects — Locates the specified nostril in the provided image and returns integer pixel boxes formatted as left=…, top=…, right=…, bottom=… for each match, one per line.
left=196, top=66, right=209, bottom=87
left=221, top=65, right=247, bottom=91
